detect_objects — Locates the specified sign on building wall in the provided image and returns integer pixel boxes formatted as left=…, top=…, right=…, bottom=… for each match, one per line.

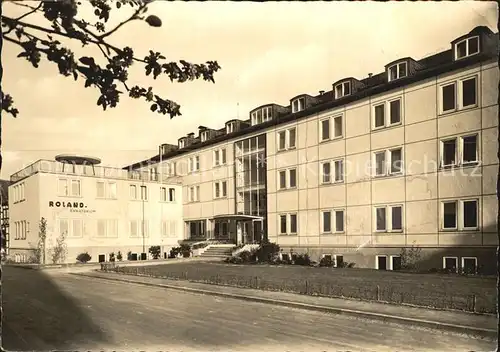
left=48, top=201, right=96, bottom=213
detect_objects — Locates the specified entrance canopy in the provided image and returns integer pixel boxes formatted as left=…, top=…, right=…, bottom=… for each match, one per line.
left=212, top=214, right=263, bottom=222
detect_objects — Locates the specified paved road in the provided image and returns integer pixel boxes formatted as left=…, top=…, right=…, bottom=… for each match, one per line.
left=2, top=267, right=495, bottom=351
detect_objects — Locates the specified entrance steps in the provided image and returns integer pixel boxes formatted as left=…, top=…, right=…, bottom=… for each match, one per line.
left=198, top=245, right=235, bottom=258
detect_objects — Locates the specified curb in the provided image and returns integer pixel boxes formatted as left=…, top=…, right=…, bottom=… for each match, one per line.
left=72, top=272, right=497, bottom=340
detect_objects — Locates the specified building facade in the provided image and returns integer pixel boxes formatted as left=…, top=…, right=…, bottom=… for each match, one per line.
left=127, top=26, right=499, bottom=273
left=8, top=158, right=183, bottom=263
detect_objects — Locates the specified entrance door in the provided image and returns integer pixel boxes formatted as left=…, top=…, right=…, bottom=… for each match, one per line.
left=377, top=256, right=387, bottom=270
left=98, top=254, right=106, bottom=263
left=253, top=220, right=263, bottom=243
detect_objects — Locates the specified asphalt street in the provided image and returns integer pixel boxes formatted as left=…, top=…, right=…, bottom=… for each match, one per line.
left=2, top=267, right=495, bottom=351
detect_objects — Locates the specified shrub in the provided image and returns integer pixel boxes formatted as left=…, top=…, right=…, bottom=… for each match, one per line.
left=319, top=256, right=335, bottom=267
left=400, top=241, right=422, bottom=271
left=338, top=261, right=355, bottom=268
left=239, top=250, right=256, bottom=263
left=293, top=253, right=311, bottom=266
left=127, top=251, right=133, bottom=260
left=109, top=252, right=115, bottom=262
left=149, top=245, right=161, bottom=259
left=255, top=242, right=280, bottom=263
left=169, top=246, right=181, bottom=258
left=180, top=244, right=191, bottom=258
left=116, top=251, right=123, bottom=261
left=224, top=256, right=243, bottom=264
left=76, top=252, right=92, bottom=263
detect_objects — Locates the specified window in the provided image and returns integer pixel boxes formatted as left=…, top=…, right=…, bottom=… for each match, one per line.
left=178, top=139, right=185, bottom=148
left=461, top=77, right=477, bottom=108
left=374, top=151, right=386, bottom=176
left=440, top=76, right=477, bottom=113
left=189, top=185, right=200, bottom=202
left=455, top=36, right=480, bottom=60
left=12, top=183, right=25, bottom=202
left=140, top=186, right=148, bottom=201
left=161, top=220, right=177, bottom=238
left=279, top=213, right=297, bottom=235
left=130, top=185, right=137, bottom=200
left=375, top=205, right=403, bottom=232
left=58, top=179, right=69, bottom=196
left=443, top=257, right=458, bottom=272
left=334, top=81, right=351, bottom=99
left=292, top=97, right=305, bottom=113
left=278, top=168, right=297, bottom=190
left=440, top=135, right=478, bottom=167
left=168, top=188, right=176, bottom=202
left=320, top=116, right=343, bottom=141
left=15, top=220, right=28, bottom=240
left=373, top=98, right=402, bottom=129
left=189, top=156, right=200, bottom=172
left=226, top=122, right=236, bottom=134
left=97, top=220, right=107, bottom=237
left=160, top=187, right=167, bottom=202
left=289, top=169, right=297, bottom=188
left=373, top=148, right=403, bottom=176
left=277, top=127, right=296, bottom=151
left=214, top=180, right=228, bottom=199
left=390, top=256, right=402, bottom=271
left=97, top=181, right=116, bottom=199
left=461, top=257, right=477, bottom=274
left=333, top=116, right=343, bottom=138
left=321, top=159, right=344, bottom=184
left=462, top=199, right=478, bottom=230
left=442, top=201, right=457, bottom=229
left=321, top=162, right=331, bottom=184
left=71, top=180, right=81, bottom=196
left=387, top=62, right=408, bottom=81
left=149, top=167, right=159, bottom=181
left=441, top=83, right=456, bottom=112
left=441, top=199, right=478, bottom=231
left=441, top=139, right=457, bottom=167
left=390, top=149, right=402, bottom=174
left=322, top=209, right=345, bottom=233
left=213, top=148, right=227, bottom=167
left=72, top=219, right=83, bottom=238
left=200, top=131, right=210, bottom=142
left=129, top=220, right=148, bottom=238
left=251, top=106, right=273, bottom=125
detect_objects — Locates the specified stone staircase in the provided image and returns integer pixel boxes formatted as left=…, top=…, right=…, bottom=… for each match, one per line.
left=198, top=245, right=235, bottom=258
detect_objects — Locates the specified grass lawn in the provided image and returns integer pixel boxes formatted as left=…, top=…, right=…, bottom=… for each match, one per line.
left=116, top=261, right=497, bottom=313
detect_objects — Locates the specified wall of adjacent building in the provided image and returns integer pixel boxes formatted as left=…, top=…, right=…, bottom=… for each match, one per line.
left=9, top=171, right=183, bottom=263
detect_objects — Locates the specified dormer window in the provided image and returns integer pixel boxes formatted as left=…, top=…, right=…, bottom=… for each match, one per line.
left=200, top=131, right=210, bottom=142
left=178, top=139, right=186, bottom=148
left=226, top=122, right=236, bottom=134
left=292, top=97, right=305, bottom=113
left=455, top=36, right=480, bottom=60
left=334, top=81, right=351, bottom=99
left=251, top=106, right=273, bottom=125
left=388, top=62, right=408, bottom=82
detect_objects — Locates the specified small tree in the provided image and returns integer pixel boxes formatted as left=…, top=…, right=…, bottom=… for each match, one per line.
left=400, top=241, right=422, bottom=271
left=116, top=251, right=123, bottom=261
left=149, top=245, right=161, bottom=259
left=255, top=243, right=280, bottom=263
left=34, top=217, right=47, bottom=264
left=50, top=231, right=67, bottom=264
left=109, top=252, right=116, bottom=262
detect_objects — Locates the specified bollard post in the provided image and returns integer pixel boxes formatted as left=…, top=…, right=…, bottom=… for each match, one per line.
left=376, top=285, right=380, bottom=301
left=472, top=294, right=476, bottom=313
left=305, top=280, right=309, bottom=295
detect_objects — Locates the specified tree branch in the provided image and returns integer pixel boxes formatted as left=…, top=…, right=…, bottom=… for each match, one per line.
left=99, top=1, right=151, bottom=40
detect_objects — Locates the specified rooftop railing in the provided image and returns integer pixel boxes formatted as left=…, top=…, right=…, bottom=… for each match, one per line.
left=10, top=159, right=183, bottom=185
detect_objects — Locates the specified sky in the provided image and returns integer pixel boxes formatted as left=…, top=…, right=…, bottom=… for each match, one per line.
left=1, top=1, right=498, bottom=178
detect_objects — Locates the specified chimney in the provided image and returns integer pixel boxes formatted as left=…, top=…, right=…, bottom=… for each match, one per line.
left=319, top=90, right=325, bottom=96
left=187, top=133, right=195, bottom=138
left=368, top=73, right=373, bottom=78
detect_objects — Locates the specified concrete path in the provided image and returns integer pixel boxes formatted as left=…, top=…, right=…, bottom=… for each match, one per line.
left=2, top=267, right=494, bottom=352
left=77, top=270, right=498, bottom=340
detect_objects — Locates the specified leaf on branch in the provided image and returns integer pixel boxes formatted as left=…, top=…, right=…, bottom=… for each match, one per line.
left=145, top=15, right=162, bottom=27
left=79, top=56, right=96, bottom=67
